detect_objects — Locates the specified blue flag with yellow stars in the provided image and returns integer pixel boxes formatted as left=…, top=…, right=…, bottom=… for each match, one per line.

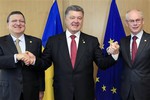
left=95, top=0, right=125, bottom=100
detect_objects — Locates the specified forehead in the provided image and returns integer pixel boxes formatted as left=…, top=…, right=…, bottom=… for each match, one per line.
left=66, top=11, right=83, bottom=17
left=9, top=14, right=24, bottom=20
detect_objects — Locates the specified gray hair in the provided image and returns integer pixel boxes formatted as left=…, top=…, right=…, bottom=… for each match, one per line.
left=125, top=9, right=143, bottom=20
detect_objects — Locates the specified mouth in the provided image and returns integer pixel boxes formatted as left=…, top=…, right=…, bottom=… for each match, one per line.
left=132, top=26, right=139, bottom=30
left=71, top=22, right=79, bottom=27
left=14, top=25, right=23, bottom=29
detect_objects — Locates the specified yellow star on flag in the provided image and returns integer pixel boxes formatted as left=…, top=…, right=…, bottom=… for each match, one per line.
left=101, top=44, right=104, bottom=49
left=96, top=77, right=100, bottom=83
left=111, top=87, right=117, bottom=94
left=102, top=85, right=106, bottom=91
left=108, top=38, right=114, bottom=44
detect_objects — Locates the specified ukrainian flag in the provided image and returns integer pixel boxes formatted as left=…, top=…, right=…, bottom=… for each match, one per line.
left=42, top=0, right=63, bottom=100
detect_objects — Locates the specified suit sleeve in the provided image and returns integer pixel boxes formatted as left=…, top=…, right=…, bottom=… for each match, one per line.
left=37, top=40, right=45, bottom=91
left=93, top=37, right=116, bottom=69
left=35, top=37, right=53, bottom=70
left=0, top=45, right=17, bottom=69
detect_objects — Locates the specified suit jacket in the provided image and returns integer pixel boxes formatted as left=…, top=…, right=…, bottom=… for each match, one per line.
left=120, top=31, right=150, bottom=100
left=35, top=32, right=116, bottom=100
left=0, top=34, right=45, bottom=100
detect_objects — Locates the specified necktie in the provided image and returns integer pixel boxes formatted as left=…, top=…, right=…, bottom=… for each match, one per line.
left=15, top=38, right=22, bottom=53
left=70, top=35, right=77, bottom=68
left=132, top=36, right=137, bottom=63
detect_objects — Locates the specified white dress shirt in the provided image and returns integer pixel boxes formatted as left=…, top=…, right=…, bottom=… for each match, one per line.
left=11, top=34, right=26, bottom=63
left=66, top=29, right=80, bottom=57
left=130, top=30, right=143, bottom=56
left=65, top=30, right=118, bottom=61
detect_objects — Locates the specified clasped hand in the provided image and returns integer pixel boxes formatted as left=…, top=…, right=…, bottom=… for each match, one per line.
left=107, top=41, right=120, bottom=55
left=16, top=51, right=35, bottom=66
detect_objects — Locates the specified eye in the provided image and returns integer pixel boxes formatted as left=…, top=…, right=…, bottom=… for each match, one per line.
left=69, top=16, right=75, bottom=20
left=19, top=20, right=25, bottom=23
left=128, top=20, right=134, bottom=23
left=11, top=20, right=17, bottom=23
left=10, top=20, right=25, bottom=23
left=127, top=18, right=142, bottom=24
left=77, top=17, right=83, bottom=20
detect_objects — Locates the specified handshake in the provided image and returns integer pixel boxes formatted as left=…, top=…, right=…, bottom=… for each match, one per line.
left=107, top=41, right=120, bottom=55
left=16, top=51, right=35, bottom=66
left=15, top=41, right=119, bottom=66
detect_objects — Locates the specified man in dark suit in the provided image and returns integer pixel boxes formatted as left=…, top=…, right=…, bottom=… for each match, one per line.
left=25, top=5, right=119, bottom=100
left=0, top=11, right=45, bottom=100
left=120, top=9, right=150, bottom=100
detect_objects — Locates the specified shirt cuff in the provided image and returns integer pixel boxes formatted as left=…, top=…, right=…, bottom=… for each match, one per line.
left=111, top=53, right=119, bottom=61
left=14, top=54, right=18, bottom=63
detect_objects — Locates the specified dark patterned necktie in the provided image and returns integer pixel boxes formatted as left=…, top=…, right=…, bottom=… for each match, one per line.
left=70, top=35, right=77, bottom=68
left=132, top=36, right=137, bottom=63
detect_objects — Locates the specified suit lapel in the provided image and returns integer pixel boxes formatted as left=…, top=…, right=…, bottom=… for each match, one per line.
left=59, top=32, right=86, bottom=70
left=123, top=36, right=132, bottom=67
left=59, top=33, right=73, bottom=69
left=24, top=35, right=32, bottom=51
left=74, top=33, right=86, bottom=69
left=6, top=35, right=18, bottom=54
left=134, top=33, right=148, bottom=64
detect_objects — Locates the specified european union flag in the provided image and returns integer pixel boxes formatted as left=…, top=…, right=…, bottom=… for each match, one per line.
left=95, top=0, right=125, bottom=100
left=42, top=1, right=63, bottom=100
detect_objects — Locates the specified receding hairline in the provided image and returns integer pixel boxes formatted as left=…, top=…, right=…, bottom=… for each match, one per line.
left=7, top=11, right=25, bottom=23
left=125, top=9, right=143, bottom=20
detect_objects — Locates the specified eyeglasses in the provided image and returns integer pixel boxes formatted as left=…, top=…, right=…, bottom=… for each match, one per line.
left=127, top=18, right=143, bottom=24
left=10, top=20, right=25, bottom=24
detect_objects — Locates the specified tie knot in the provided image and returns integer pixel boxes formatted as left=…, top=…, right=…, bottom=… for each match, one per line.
left=132, top=36, right=137, bottom=41
left=70, top=35, right=76, bottom=40
left=15, top=38, right=20, bottom=43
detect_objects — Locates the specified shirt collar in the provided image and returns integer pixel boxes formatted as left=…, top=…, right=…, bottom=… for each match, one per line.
left=11, top=34, right=25, bottom=42
left=131, top=30, right=143, bottom=39
left=66, top=29, right=80, bottom=39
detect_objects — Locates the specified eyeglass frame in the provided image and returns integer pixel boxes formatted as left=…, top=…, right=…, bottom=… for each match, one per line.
left=126, top=18, right=143, bottom=24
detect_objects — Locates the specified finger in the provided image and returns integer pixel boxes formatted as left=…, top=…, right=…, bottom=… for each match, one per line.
left=114, top=41, right=118, bottom=44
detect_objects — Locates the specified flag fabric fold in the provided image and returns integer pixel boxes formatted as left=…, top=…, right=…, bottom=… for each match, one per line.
left=42, top=0, right=63, bottom=47
left=42, top=1, right=63, bottom=100
left=95, top=0, right=125, bottom=100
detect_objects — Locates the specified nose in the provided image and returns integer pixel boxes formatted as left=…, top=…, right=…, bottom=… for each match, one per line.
left=74, top=18, right=79, bottom=22
left=132, top=21, right=138, bottom=26
left=16, top=20, right=24, bottom=25
left=16, top=21, right=20, bottom=25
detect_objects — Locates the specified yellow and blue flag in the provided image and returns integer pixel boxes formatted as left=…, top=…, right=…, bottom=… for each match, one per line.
left=42, top=0, right=63, bottom=100
left=96, top=0, right=125, bottom=100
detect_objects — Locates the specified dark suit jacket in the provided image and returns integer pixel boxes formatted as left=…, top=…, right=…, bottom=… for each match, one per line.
left=120, top=31, right=150, bottom=100
left=35, top=32, right=116, bottom=100
left=0, top=34, right=45, bottom=100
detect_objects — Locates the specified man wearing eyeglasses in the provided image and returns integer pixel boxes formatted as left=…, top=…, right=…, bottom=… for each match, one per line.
left=120, top=9, right=150, bottom=100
